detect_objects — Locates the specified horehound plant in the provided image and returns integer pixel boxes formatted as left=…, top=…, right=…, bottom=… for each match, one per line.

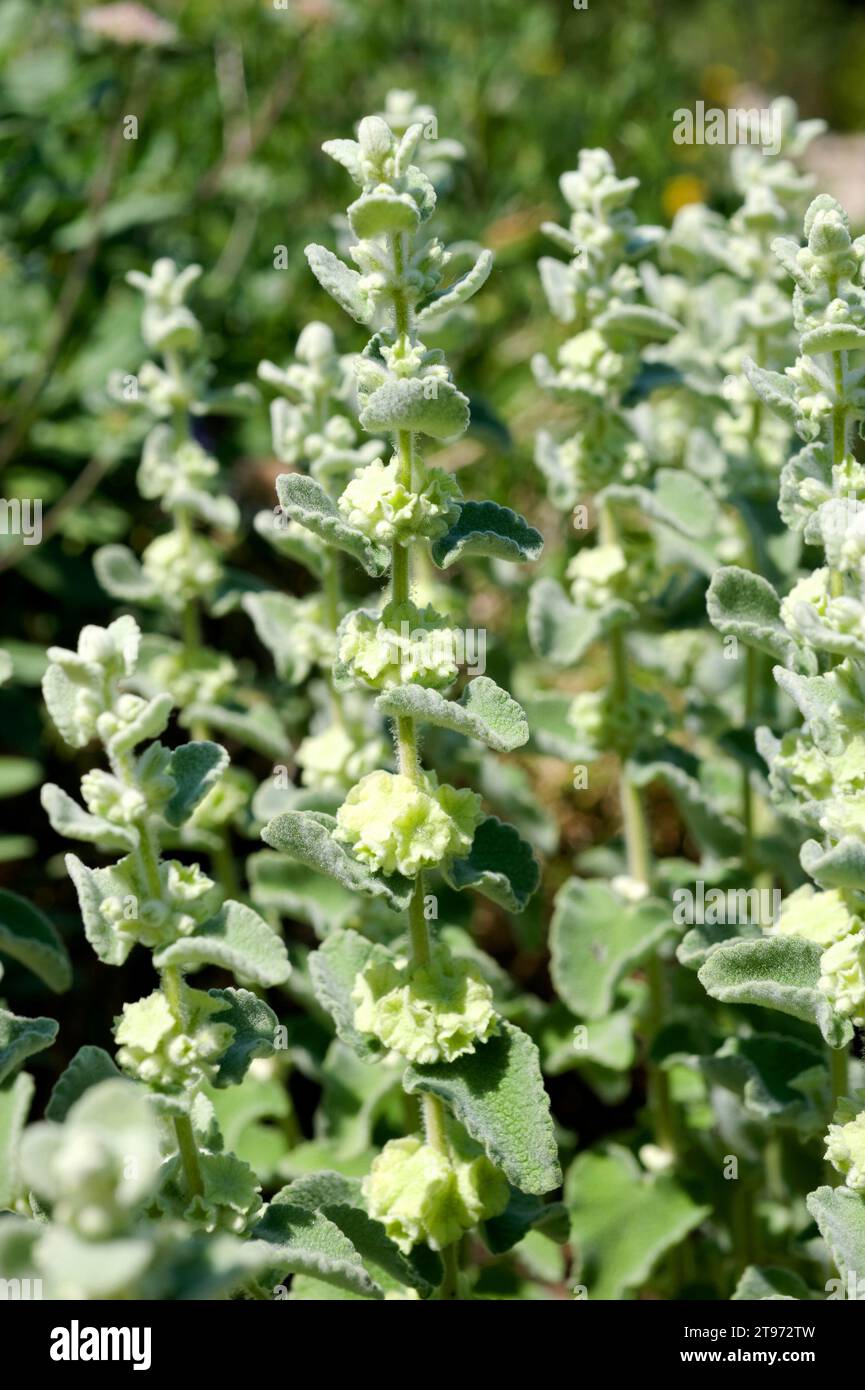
left=527, top=147, right=728, bottom=1180
left=0, top=614, right=303, bottom=1297
left=701, top=194, right=865, bottom=1297
left=643, top=100, right=826, bottom=875
left=245, top=319, right=389, bottom=800
left=90, top=260, right=281, bottom=894
left=257, top=110, right=561, bottom=1298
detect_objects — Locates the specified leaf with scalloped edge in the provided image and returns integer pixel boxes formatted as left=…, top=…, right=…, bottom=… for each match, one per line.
left=707, top=566, right=814, bottom=670
left=0, top=889, right=71, bottom=992
left=404, top=1021, right=561, bottom=1195
left=377, top=677, right=528, bottom=752
left=165, top=741, right=228, bottom=827
left=252, top=1200, right=383, bottom=1299
left=0, top=1009, right=58, bottom=1086
left=275, top=474, right=389, bottom=576
left=432, top=501, right=543, bottom=568
left=305, top=244, right=374, bottom=325
left=359, top=376, right=470, bottom=441
left=698, top=936, right=852, bottom=1048
left=273, top=1172, right=441, bottom=1296
left=261, top=811, right=413, bottom=912
left=566, top=1145, right=710, bottom=1300
left=442, top=816, right=540, bottom=912
left=45, top=1045, right=120, bottom=1122
left=154, top=900, right=290, bottom=987
left=550, top=877, right=674, bottom=1020
left=207, top=988, right=280, bottom=1087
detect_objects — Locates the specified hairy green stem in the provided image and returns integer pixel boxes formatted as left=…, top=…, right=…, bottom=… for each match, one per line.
left=172, top=1113, right=204, bottom=1200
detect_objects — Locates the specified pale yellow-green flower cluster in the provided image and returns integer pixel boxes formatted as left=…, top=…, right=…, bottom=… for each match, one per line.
left=114, top=987, right=234, bottom=1092
left=339, top=457, right=461, bottom=546
left=567, top=543, right=629, bottom=609
left=351, top=943, right=496, bottom=1063
left=334, top=770, right=482, bottom=877
left=362, top=1136, right=509, bottom=1253
left=142, top=531, right=222, bottom=610
left=824, top=1098, right=865, bottom=1191
left=337, top=602, right=460, bottom=692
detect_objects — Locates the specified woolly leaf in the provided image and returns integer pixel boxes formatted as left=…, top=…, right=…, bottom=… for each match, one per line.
left=359, top=376, right=470, bottom=441
left=0, top=889, right=71, bottom=992
left=309, top=930, right=388, bottom=1062
left=743, top=358, right=799, bottom=425
left=698, top=936, right=852, bottom=1048
left=348, top=188, right=420, bottom=238
left=801, top=322, right=865, bottom=355
left=45, top=1045, right=120, bottom=1123
left=0, top=1009, right=57, bottom=1086
left=566, top=1146, right=710, bottom=1300
left=276, top=1172, right=440, bottom=1295
left=0, top=1071, right=34, bottom=1209
left=629, top=754, right=744, bottom=857
left=800, top=837, right=865, bottom=891
left=305, top=244, right=374, bottom=325
left=416, top=249, right=493, bottom=323
left=253, top=1200, right=383, bottom=1299
left=806, top=1186, right=865, bottom=1292
left=699, top=1033, right=826, bottom=1128
left=66, top=854, right=136, bottom=966
left=404, top=1021, right=561, bottom=1195
left=275, top=474, right=389, bottom=576
left=207, top=988, right=280, bottom=1087
left=154, top=900, right=291, bottom=987
left=528, top=578, right=632, bottom=665
left=243, top=591, right=326, bottom=683
left=93, top=544, right=158, bottom=603
left=601, top=469, right=718, bottom=539
left=707, top=566, right=812, bottom=669
left=165, top=741, right=228, bottom=827
left=550, top=878, right=674, bottom=1019
left=432, top=500, right=543, bottom=568
left=442, top=816, right=540, bottom=912
left=41, top=784, right=136, bottom=852
left=595, top=303, right=680, bottom=341
left=376, top=677, right=528, bottom=752
left=261, top=811, right=413, bottom=912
